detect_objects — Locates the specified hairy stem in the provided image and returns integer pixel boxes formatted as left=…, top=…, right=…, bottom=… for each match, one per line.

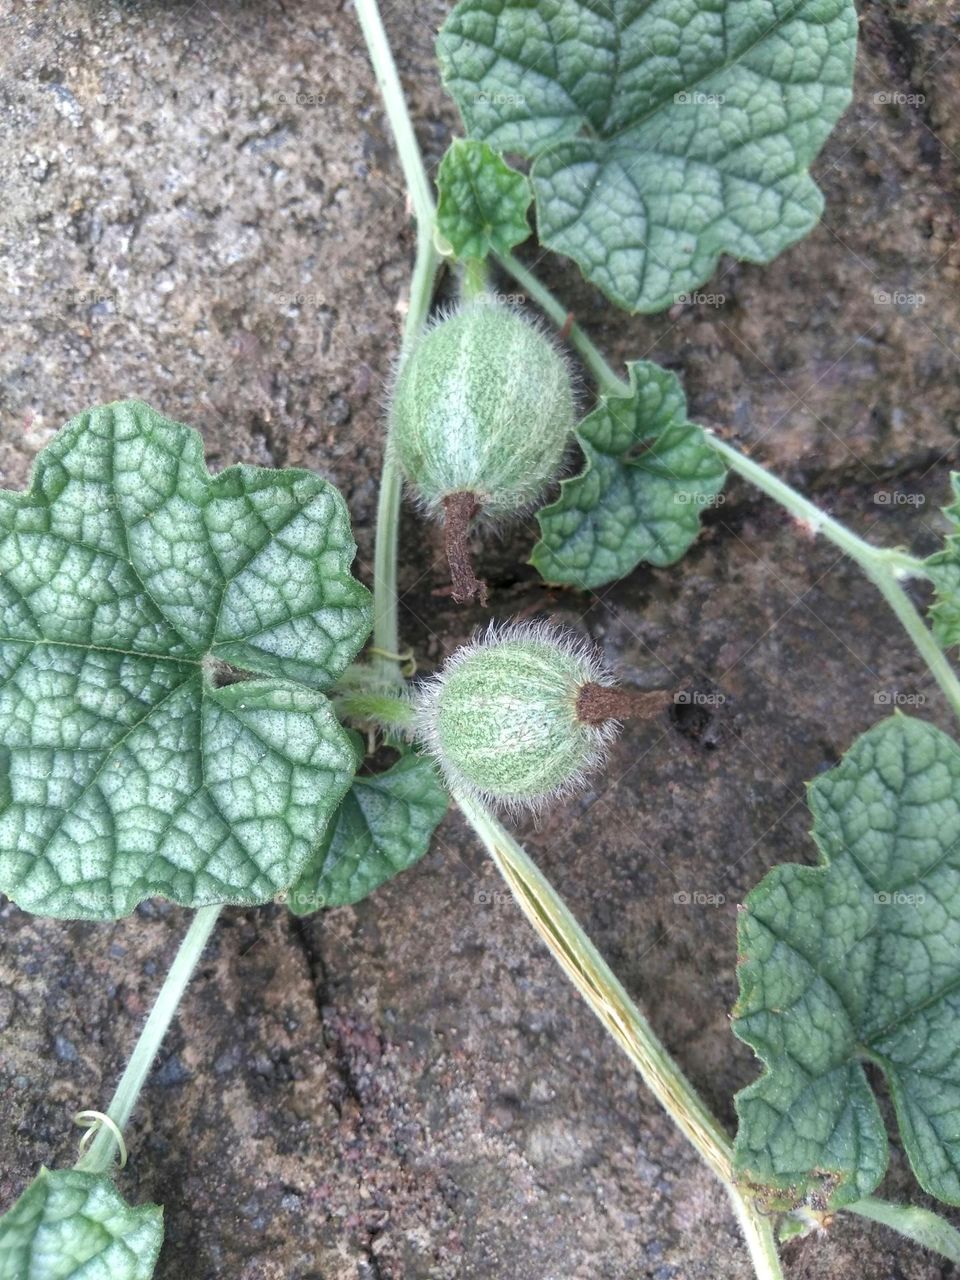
left=455, top=789, right=783, bottom=1279
left=333, top=689, right=416, bottom=733
left=75, top=906, right=221, bottom=1175
left=841, top=1197, right=960, bottom=1263
left=355, top=0, right=441, bottom=675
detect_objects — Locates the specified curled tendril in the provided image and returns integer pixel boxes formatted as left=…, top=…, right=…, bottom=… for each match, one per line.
left=73, top=1110, right=128, bottom=1169
left=367, top=645, right=418, bottom=677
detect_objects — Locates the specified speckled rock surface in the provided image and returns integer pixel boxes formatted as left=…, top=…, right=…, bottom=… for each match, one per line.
left=1, top=1, right=960, bottom=1278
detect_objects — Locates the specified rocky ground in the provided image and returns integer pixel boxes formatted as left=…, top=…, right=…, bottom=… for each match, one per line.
left=1, top=1, right=959, bottom=1277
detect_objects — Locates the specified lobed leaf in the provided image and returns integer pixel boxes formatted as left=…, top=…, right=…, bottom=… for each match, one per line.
left=0, top=401, right=372, bottom=919
left=438, top=0, right=858, bottom=313
left=734, top=715, right=960, bottom=1210
left=923, top=472, right=960, bottom=651
left=436, top=139, right=532, bottom=260
left=287, top=751, right=448, bottom=912
left=530, top=361, right=726, bottom=588
left=0, top=1169, right=162, bottom=1280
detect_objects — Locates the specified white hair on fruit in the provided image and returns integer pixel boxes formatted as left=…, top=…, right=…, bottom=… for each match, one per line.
left=413, top=619, right=621, bottom=814
left=388, top=299, right=578, bottom=603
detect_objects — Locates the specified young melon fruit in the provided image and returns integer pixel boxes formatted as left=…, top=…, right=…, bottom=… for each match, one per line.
left=391, top=301, right=574, bottom=603
left=415, top=622, right=672, bottom=809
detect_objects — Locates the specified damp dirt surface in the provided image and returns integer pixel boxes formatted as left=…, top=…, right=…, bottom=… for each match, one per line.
left=2, top=2, right=960, bottom=1278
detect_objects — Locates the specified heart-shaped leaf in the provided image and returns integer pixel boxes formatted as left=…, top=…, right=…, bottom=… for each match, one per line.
left=734, top=715, right=960, bottom=1209
left=0, top=1169, right=162, bottom=1280
left=287, top=751, right=448, bottom=912
left=438, top=0, right=858, bottom=313
left=0, top=401, right=371, bottom=919
left=531, top=361, right=726, bottom=588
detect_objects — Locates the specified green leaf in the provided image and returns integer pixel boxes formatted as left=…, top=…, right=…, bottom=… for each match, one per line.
left=733, top=715, right=960, bottom=1210
left=0, top=401, right=372, bottom=919
left=923, top=473, right=960, bottom=651
left=436, top=139, right=532, bottom=260
left=287, top=751, right=448, bottom=912
left=530, top=361, right=726, bottom=588
left=437, top=0, right=858, bottom=313
left=0, top=1169, right=162, bottom=1280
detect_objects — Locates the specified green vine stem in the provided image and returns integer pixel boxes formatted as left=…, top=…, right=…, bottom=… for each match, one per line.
left=453, top=786, right=733, bottom=1177
left=840, top=1197, right=960, bottom=1263
left=494, top=252, right=960, bottom=727
left=729, top=1189, right=790, bottom=1280
left=333, top=687, right=416, bottom=732
left=355, top=0, right=441, bottom=674
left=74, top=905, right=221, bottom=1175
left=355, top=6, right=785, bottom=1278
left=705, top=437, right=960, bottom=724
left=371, top=231, right=439, bottom=673
left=455, top=788, right=784, bottom=1280
left=497, top=251, right=623, bottom=397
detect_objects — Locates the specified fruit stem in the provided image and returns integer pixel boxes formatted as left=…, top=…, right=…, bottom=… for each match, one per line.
left=74, top=906, right=221, bottom=1175
left=442, top=491, right=488, bottom=605
left=576, top=682, right=673, bottom=726
left=461, top=256, right=491, bottom=300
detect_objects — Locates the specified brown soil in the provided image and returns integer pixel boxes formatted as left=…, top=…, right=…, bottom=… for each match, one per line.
left=1, top=2, right=959, bottom=1277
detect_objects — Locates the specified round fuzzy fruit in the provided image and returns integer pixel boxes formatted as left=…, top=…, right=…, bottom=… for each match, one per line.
left=414, top=623, right=618, bottom=808
left=390, top=301, right=575, bottom=520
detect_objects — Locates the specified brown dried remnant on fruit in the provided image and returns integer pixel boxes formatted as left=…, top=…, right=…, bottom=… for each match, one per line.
left=576, top=683, right=673, bottom=727
left=442, top=491, right=487, bottom=606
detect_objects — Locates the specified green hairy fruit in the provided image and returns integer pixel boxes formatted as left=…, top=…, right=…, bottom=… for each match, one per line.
left=390, top=300, right=575, bottom=604
left=415, top=622, right=670, bottom=808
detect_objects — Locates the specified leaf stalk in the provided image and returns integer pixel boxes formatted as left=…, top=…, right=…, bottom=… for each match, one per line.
left=495, top=253, right=960, bottom=728
left=354, top=0, right=441, bottom=675
left=840, top=1196, right=960, bottom=1263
